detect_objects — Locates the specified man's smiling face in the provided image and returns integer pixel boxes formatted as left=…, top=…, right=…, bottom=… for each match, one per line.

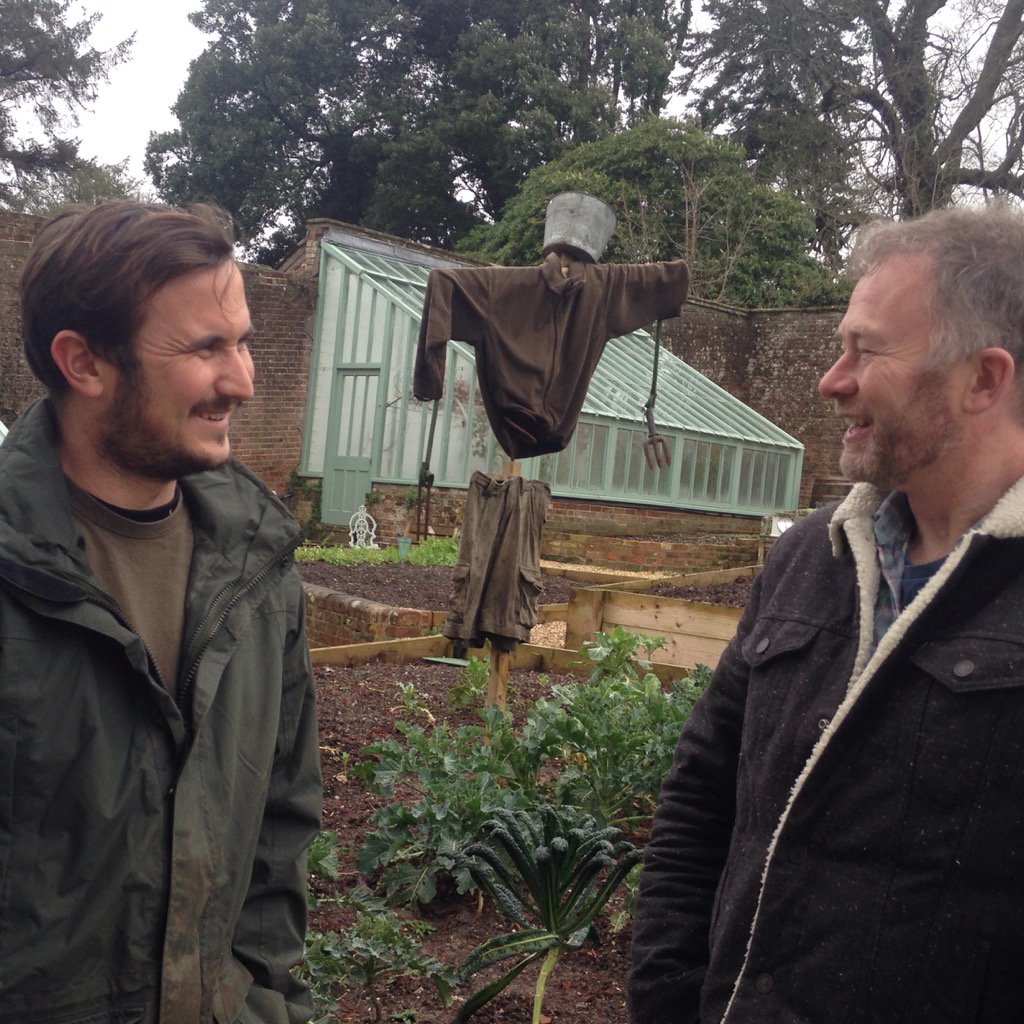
left=99, top=259, right=255, bottom=484
left=819, top=252, right=964, bottom=490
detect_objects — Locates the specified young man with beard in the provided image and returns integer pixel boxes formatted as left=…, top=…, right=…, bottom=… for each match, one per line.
left=628, top=204, right=1024, bottom=1024
left=0, top=202, right=322, bottom=1023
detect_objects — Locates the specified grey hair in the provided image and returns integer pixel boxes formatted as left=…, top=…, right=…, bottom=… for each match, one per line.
left=848, top=203, right=1024, bottom=369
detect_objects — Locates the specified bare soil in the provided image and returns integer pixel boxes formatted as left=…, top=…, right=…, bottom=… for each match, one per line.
left=298, top=562, right=579, bottom=611
left=312, top=658, right=633, bottom=1023
left=646, top=576, right=755, bottom=607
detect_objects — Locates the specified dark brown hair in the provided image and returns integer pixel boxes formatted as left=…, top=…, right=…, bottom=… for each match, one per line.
left=19, top=200, right=235, bottom=392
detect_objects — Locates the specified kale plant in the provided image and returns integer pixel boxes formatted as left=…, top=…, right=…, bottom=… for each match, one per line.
left=453, top=806, right=641, bottom=1024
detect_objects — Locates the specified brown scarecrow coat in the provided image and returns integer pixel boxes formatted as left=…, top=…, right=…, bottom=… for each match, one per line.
left=413, top=253, right=689, bottom=459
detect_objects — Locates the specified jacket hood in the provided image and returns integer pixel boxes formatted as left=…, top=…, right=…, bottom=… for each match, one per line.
left=0, top=398, right=301, bottom=591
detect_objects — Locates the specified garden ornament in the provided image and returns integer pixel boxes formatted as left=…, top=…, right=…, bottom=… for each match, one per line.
left=348, top=504, right=379, bottom=549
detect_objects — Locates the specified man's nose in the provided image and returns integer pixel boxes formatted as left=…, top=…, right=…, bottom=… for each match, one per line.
left=819, top=351, right=856, bottom=399
left=219, top=345, right=255, bottom=401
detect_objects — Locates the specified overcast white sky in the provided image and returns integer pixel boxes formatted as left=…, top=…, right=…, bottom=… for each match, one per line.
left=70, top=0, right=210, bottom=182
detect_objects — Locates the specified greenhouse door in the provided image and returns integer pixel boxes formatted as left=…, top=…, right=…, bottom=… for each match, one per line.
left=321, top=368, right=380, bottom=526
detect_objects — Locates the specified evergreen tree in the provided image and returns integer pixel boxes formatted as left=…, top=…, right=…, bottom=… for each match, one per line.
left=460, top=116, right=847, bottom=308
left=0, top=0, right=129, bottom=208
left=146, top=0, right=691, bottom=261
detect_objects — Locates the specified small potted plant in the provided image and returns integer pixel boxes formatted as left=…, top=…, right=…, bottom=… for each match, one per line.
left=397, top=486, right=420, bottom=562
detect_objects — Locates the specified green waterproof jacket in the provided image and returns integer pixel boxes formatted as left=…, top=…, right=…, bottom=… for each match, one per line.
left=0, top=400, right=323, bottom=1023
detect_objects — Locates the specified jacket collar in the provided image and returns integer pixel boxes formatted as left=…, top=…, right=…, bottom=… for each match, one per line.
left=828, top=473, right=1024, bottom=558
left=0, top=398, right=301, bottom=589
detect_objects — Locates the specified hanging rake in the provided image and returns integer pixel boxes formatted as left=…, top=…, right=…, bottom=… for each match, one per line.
left=642, top=320, right=671, bottom=470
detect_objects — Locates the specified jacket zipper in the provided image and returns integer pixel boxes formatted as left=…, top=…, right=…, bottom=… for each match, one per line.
left=175, top=539, right=301, bottom=717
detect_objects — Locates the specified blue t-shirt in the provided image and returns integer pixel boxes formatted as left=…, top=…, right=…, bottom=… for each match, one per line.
left=900, top=556, right=945, bottom=608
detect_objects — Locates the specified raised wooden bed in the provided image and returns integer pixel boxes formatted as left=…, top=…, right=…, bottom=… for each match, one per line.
left=564, top=565, right=756, bottom=669
left=310, top=635, right=687, bottom=684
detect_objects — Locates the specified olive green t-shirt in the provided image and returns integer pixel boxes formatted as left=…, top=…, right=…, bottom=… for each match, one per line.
left=68, top=479, right=193, bottom=695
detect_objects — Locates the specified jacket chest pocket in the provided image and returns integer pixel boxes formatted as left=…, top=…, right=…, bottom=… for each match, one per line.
left=907, top=636, right=1024, bottom=799
left=736, top=618, right=853, bottom=826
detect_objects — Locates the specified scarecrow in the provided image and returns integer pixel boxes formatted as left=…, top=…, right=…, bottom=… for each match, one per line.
left=412, top=193, right=689, bottom=700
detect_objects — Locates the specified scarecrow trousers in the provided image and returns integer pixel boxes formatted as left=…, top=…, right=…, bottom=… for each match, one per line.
left=443, top=471, right=551, bottom=650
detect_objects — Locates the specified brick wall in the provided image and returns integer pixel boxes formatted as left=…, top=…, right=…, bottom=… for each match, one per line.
left=303, top=583, right=436, bottom=646
left=663, top=298, right=845, bottom=505
left=0, top=211, right=46, bottom=425
left=228, top=266, right=315, bottom=493
left=0, top=209, right=317, bottom=493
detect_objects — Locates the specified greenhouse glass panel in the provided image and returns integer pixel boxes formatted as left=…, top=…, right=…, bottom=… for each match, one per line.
left=590, top=425, right=608, bottom=490
left=770, top=454, right=786, bottom=505
left=442, top=358, right=474, bottom=481
left=366, top=293, right=389, bottom=363
left=642, top=449, right=673, bottom=498
left=678, top=439, right=696, bottom=500
left=627, top=429, right=646, bottom=492
left=695, top=441, right=711, bottom=499
left=738, top=450, right=754, bottom=506
left=714, top=446, right=736, bottom=502
left=337, top=373, right=376, bottom=458
left=572, top=423, right=595, bottom=489
left=612, top=429, right=631, bottom=491
left=468, top=383, right=491, bottom=477
left=398, top=399, right=430, bottom=478
left=751, top=451, right=767, bottom=506
left=555, top=443, right=572, bottom=488
left=379, top=324, right=414, bottom=478
left=534, top=453, right=556, bottom=485
left=340, top=280, right=361, bottom=364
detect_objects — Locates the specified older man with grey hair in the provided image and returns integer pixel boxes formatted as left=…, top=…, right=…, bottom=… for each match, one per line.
left=629, top=203, right=1024, bottom=1024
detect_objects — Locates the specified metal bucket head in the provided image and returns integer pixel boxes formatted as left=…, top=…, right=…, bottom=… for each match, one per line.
left=542, top=192, right=616, bottom=263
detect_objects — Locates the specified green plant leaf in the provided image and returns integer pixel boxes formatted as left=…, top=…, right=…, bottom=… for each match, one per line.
left=455, top=929, right=559, bottom=983
left=453, top=952, right=541, bottom=1024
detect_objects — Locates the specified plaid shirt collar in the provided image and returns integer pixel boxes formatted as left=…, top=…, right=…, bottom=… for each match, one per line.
left=873, top=490, right=915, bottom=642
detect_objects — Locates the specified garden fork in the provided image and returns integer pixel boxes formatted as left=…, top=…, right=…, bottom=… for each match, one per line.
left=642, top=320, right=671, bottom=470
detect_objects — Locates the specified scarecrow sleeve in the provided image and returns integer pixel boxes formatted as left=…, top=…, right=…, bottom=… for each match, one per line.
left=413, top=268, right=491, bottom=401
left=600, top=258, right=690, bottom=338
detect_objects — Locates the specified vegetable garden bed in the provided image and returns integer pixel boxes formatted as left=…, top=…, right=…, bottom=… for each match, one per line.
left=306, top=632, right=708, bottom=1022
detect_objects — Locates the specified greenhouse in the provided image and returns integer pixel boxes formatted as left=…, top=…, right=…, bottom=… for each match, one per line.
left=300, top=227, right=803, bottom=527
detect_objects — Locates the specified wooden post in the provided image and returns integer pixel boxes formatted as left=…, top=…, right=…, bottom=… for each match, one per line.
left=486, top=648, right=510, bottom=709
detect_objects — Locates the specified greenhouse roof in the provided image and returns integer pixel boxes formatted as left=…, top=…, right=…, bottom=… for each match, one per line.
left=320, top=236, right=800, bottom=451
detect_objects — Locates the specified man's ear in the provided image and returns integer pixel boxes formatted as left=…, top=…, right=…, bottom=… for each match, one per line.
left=49, top=331, right=113, bottom=398
left=962, top=347, right=1017, bottom=414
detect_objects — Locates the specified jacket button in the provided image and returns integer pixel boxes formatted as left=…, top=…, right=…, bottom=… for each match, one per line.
left=817, top=718, right=830, bottom=731
left=755, top=973, right=774, bottom=994
left=755, top=637, right=771, bottom=654
left=952, top=659, right=975, bottom=679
